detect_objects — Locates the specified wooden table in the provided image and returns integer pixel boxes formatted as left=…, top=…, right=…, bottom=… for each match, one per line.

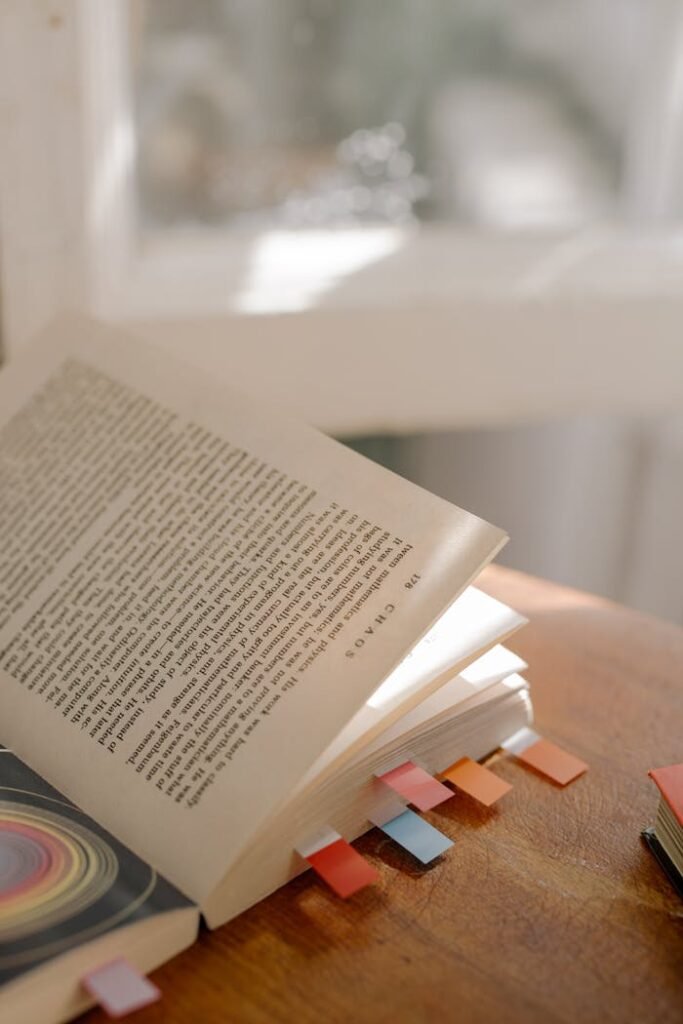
left=87, top=567, right=683, bottom=1024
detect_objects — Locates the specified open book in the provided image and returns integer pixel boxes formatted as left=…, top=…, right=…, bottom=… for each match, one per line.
left=0, top=315, right=531, bottom=1022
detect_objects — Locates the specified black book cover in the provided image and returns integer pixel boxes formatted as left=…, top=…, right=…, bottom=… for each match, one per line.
left=641, top=827, right=683, bottom=900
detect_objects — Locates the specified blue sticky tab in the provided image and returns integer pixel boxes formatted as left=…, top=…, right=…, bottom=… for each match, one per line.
left=378, top=809, right=453, bottom=864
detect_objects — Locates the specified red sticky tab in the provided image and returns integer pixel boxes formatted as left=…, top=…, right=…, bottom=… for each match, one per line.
left=441, top=757, right=512, bottom=806
left=82, top=959, right=160, bottom=1018
left=305, top=839, right=379, bottom=898
left=379, top=761, right=452, bottom=811
left=518, top=738, right=588, bottom=786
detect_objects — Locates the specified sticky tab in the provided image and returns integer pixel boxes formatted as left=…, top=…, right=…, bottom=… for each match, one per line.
left=295, top=826, right=342, bottom=859
left=82, top=959, right=161, bottom=1019
left=441, top=756, right=512, bottom=806
left=377, top=761, right=452, bottom=811
left=501, top=727, right=541, bottom=756
left=368, top=786, right=408, bottom=827
left=516, top=737, right=588, bottom=786
left=304, top=838, right=379, bottom=898
left=375, top=809, right=453, bottom=864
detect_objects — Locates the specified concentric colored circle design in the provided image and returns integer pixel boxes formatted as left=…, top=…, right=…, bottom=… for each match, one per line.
left=0, top=800, right=118, bottom=945
left=0, top=781, right=163, bottom=980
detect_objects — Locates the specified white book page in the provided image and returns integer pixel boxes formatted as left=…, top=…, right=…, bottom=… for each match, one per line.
left=365, top=643, right=528, bottom=752
left=0, top=314, right=506, bottom=903
left=293, top=588, right=526, bottom=795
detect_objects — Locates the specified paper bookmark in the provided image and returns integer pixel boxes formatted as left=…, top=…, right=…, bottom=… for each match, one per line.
left=440, top=756, right=512, bottom=806
left=82, top=959, right=161, bottom=1019
left=502, top=728, right=588, bottom=786
left=297, top=829, right=379, bottom=898
left=377, top=760, right=452, bottom=812
left=373, top=809, right=453, bottom=864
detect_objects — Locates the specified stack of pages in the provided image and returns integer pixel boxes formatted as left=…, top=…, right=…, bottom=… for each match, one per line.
left=644, top=764, right=683, bottom=897
left=0, top=316, right=531, bottom=1023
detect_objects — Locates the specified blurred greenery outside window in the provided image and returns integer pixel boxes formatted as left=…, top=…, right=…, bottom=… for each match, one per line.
left=133, top=0, right=677, bottom=235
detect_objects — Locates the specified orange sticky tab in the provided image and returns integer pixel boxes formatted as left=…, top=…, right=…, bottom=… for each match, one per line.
left=441, top=757, right=512, bottom=806
left=305, top=839, right=379, bottom=898
left=517, top=738, right=588, bottom=786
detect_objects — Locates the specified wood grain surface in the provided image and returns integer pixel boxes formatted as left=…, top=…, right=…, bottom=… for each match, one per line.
left=85, top=566, right=683, bottom=1024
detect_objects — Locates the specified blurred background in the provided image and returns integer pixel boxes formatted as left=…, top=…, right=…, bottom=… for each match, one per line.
left=133, top=0, right=669, bottom=231
left=3, top=0, right=683, bottom=621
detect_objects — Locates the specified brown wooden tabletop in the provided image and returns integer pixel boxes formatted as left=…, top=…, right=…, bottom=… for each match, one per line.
left=85, top=566, right=683, bottom=1024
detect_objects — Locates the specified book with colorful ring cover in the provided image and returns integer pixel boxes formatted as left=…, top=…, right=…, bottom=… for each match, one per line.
left=0, top=315, right=535, bottom=1020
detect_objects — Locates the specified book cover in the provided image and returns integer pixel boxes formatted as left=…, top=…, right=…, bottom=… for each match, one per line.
left=0, top=746, right=195, bottom=989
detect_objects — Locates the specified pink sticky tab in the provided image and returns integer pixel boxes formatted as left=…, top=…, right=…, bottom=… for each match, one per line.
left=378, top=761, right=452, bottom=811
left=82, top=958, right=161, bottom=1018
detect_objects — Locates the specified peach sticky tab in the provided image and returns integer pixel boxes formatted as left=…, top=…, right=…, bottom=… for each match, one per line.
left=441, top=757, right=512, bottom=806
left=305, top=838, right=379, bottom=898
left=378, top=761, right=452, bottom=811
left=517, top=738, right=588, bottom=786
